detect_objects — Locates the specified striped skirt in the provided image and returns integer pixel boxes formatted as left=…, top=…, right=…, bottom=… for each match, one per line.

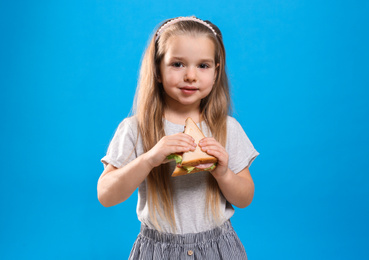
left=129, top=220, right=248, bottom=260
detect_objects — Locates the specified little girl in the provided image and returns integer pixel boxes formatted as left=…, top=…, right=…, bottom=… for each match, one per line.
left=98, top=16, right=259, bottom=259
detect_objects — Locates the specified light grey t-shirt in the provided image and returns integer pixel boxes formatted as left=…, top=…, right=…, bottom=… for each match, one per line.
left=101, top=116, right=259, bottom=234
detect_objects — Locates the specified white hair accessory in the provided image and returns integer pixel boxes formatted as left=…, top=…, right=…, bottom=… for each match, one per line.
left=155, top=16, right=217, bottom=41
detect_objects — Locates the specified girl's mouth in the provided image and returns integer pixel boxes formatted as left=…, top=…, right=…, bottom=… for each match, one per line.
left=180, top=87, right=199, bottom=94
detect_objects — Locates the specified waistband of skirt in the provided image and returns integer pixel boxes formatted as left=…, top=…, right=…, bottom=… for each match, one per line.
left=139, top=220, right=234, bottom=245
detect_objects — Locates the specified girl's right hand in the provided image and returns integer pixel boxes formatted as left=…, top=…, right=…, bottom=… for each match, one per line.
left=145, top=133, right=197, bottom=168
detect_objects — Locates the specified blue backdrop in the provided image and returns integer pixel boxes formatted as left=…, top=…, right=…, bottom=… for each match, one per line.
left=1, top=1, right=368, bottom=259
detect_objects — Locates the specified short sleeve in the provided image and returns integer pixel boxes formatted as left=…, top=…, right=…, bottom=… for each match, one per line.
left=101, top=117, right=139, bottom=168
left=226, top=117, right=259, bottom=174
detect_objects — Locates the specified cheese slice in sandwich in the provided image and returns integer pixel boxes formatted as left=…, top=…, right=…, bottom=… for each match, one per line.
left=169, top=117, right=217, bottom=177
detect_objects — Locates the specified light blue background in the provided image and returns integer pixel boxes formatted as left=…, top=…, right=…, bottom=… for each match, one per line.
left=1, top=1, right=368, bottom=259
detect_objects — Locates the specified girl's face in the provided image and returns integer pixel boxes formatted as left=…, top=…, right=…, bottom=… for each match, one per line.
left=159, top=34, right=217, bottom=110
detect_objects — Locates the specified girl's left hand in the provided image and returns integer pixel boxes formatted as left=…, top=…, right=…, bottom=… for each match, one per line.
left=198, top=137, right=229, bottom=179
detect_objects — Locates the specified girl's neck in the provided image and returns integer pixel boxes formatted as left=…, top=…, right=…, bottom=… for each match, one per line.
left=164, top=106, right=202, bottom=125
left=163, top=93, right=203, bottom=125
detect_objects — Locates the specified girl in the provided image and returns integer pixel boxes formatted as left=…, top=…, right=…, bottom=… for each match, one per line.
left=98, top=16, right=259, bottom=259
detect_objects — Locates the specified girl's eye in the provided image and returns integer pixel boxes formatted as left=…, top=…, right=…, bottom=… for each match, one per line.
left=199, top=63, right=210, bottom=69
left=172, top=62, right=183, bottom=67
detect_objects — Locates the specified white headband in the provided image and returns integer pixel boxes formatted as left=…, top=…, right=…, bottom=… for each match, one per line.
left=155, top=16, right=217, bottom=42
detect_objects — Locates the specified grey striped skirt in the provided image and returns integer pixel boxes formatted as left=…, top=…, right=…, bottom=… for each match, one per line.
left=128, top=220, right=248, bottom=259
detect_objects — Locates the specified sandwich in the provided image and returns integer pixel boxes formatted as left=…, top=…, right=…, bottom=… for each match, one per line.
left=167, top=118, right=217, bottom=177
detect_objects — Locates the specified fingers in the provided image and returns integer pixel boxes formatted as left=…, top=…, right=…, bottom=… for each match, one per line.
left=198, top=138, right=228, bottom=161
left=147, top=133, right=197, bottom=168
left=198, top=137, right=222, bottom=151
left=199, top=138, right=229, bottom=178
left=162, top=133, right=197, bottom=154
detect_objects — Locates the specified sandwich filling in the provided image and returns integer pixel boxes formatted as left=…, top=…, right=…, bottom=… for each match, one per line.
left=167, top=154, right=217, bottom=173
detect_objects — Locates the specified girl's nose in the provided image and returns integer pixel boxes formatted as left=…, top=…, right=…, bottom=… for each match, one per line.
left=184, top=67, right=197, bottom=83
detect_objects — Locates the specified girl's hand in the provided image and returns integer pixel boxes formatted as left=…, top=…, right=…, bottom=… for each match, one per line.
left=145, top=133, right=197, bottom=168
left=199, top=137, right=229, bottom=179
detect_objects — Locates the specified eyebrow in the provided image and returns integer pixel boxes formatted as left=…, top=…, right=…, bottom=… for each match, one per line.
left=170, top=56, right=215, bottom=64
left=199, top=59, right=215, bottom=64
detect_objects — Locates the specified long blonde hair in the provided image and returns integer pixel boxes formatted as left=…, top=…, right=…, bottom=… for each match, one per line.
left=133, top=17, right=231, bottom=231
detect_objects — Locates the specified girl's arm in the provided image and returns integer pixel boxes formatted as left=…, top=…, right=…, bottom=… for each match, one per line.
left=97, top=155, right=153, bottom=207
left=213, top=167, right=254, bottom=209
left=199, top=138, right=255, bottom=208
left=97, top=133, right=196, bottom=207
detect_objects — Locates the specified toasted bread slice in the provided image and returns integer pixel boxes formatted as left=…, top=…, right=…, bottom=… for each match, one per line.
left=181, top=118, right=217, bottom=167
